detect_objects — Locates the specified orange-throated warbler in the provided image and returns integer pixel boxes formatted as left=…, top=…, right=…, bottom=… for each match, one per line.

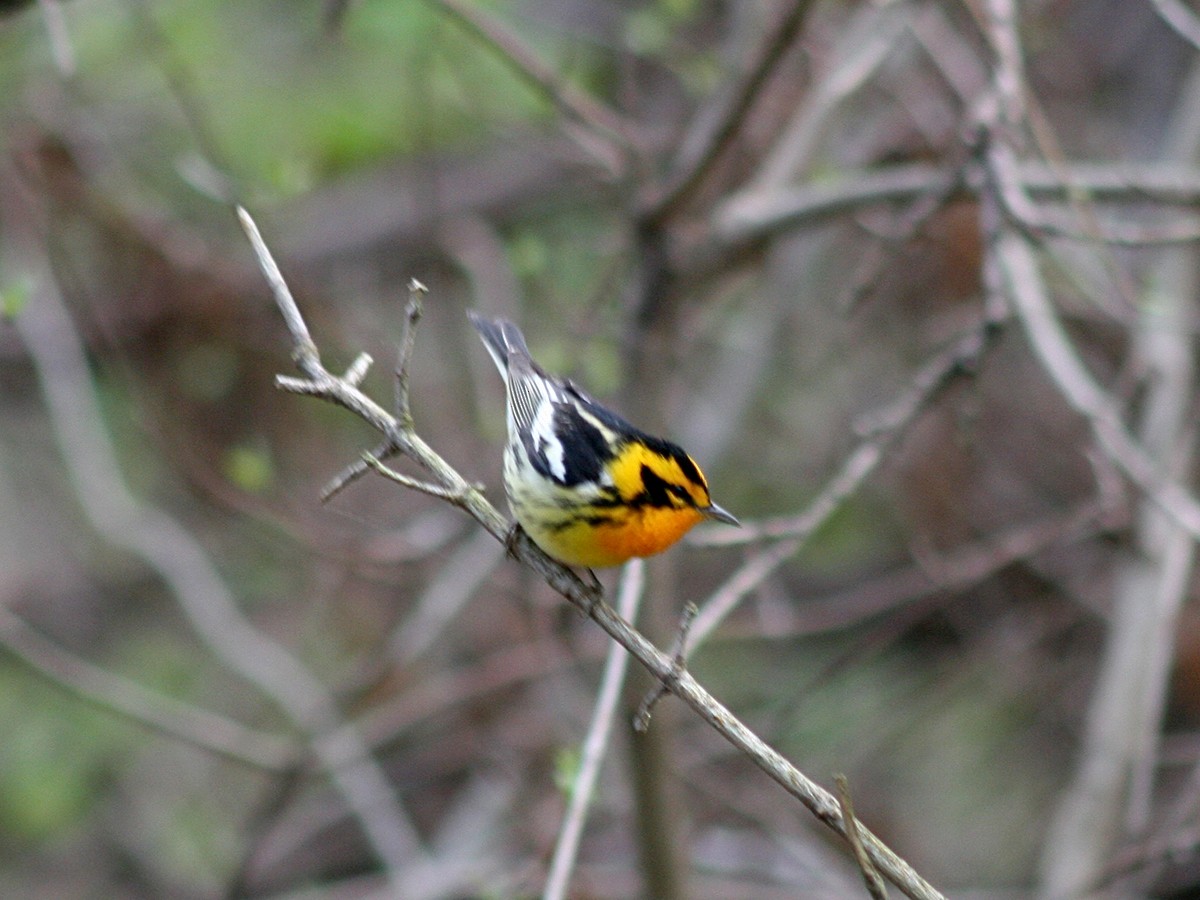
left=470, top=313, right=739, bottom=569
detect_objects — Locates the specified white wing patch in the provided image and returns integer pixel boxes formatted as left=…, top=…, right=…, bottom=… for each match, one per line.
left=532, top=399, right=566, bottom=481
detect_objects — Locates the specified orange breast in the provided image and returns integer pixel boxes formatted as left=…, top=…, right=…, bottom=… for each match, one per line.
left=529, top=505, right=705, bottom=568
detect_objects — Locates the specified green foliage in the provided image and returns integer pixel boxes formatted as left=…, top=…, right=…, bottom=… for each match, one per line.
left=0, top=277, right=31, bottom=321
left=553, top=745, right=581, bottom=797
left=0, top=670, right=126, bottom=841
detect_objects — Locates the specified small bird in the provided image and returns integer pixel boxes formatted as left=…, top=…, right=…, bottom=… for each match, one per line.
left=470, top=312, right=739, bottom=569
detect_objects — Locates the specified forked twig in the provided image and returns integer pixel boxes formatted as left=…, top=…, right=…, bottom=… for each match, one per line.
left=634, top=602, right=698, bottom=732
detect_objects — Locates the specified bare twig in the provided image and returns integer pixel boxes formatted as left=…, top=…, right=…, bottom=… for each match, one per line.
left=0, top=605, right=293, bottom=771
left=239, top=206, right=319, bottom=373
left=320, top=438, right=394, bottom=502
left=362, top=452, right=477, bottom=502
left=395, top=279, right=427, bottom=422
left=687, top=323, right=994, bottom=649
left=239, top=205, right=947, bottom=900
left=836, top=774, right=889, bottom=900
left=419, top=0, right=631, bottom=174
left=634, top=602, right=698, bottom=732
left=544, top=560, right=645, bottom=900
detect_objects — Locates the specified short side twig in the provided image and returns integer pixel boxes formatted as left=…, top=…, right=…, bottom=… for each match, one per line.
left=836, top=774, right=889, bottom=900
left=394, top=278, right=426, bottom=422
left=634, top=601, right=697, bottom=732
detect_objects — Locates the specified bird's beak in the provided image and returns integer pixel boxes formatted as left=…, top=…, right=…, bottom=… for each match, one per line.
left=703, top=502, right=740, bottom=527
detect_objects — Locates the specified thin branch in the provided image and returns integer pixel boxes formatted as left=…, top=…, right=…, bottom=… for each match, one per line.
left=992, top=202, right=1200, bottom=538
left=238, top=205, right=320, bottom=374
left=976, top=5, right=1200, bottom=899
left=543, top=560, right=645, bottom=900
left=362, top=452, right=477, bottom=502
left=687, top=323, right=994, bottom=649
left=320, top=439, right=395, bottom=502
left=645, top=0, right=816, bottom=224
left=714, top=160, right=1200, bottom=247
left=786, top=499, right=1116, bottom=637
left=419, top=0, right=631, bottom=174
left=395, top=278, right=426, bottom=422
left=836, top=774, right=889, bottom=900
left=0, top=605, right=294, bottom=771
left=634, top=602, right=698, bottom=732
left=240, top=205, right=947, bottom=900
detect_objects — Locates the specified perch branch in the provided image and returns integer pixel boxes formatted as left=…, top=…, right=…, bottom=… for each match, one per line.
left=238, top=205, right=946, bottom=900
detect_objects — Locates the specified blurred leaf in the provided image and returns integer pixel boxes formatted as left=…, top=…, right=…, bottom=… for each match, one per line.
left=0, top=277, right=31, bottom=320
left=553, top=746, right=581, bottom=797
left=222, top=444, right=274, bottom=493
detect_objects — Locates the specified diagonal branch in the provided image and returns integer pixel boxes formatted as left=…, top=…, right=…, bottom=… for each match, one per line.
left=644, top=0, right=815, bottom=225
left=238, top=204, right=946, bottom=900
left=687, top=322, right=996, bottom=649
left=419, top=0, right=632, bottom=174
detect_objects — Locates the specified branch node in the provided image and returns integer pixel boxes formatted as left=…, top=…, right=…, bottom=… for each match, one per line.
left=276, top=373, right=320, bottom=394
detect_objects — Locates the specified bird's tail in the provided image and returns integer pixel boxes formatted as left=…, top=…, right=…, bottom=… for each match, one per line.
left=468, top=312, right=531, bottom=383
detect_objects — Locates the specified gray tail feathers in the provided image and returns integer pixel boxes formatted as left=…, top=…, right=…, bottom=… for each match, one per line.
left=468, top=312, right=530, bottom=381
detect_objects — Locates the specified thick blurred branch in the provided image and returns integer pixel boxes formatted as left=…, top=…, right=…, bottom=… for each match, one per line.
left=544, top=560, right=645, bottom=900
left=645, top=0, right=814, bottom=224
left=971, top=2, right=1200, bottom=897
left=16, top=251, right=422, bottom=893
left=239, top=205, right=946, bottom=900
left=716, top=160, right=1200, bottom=246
